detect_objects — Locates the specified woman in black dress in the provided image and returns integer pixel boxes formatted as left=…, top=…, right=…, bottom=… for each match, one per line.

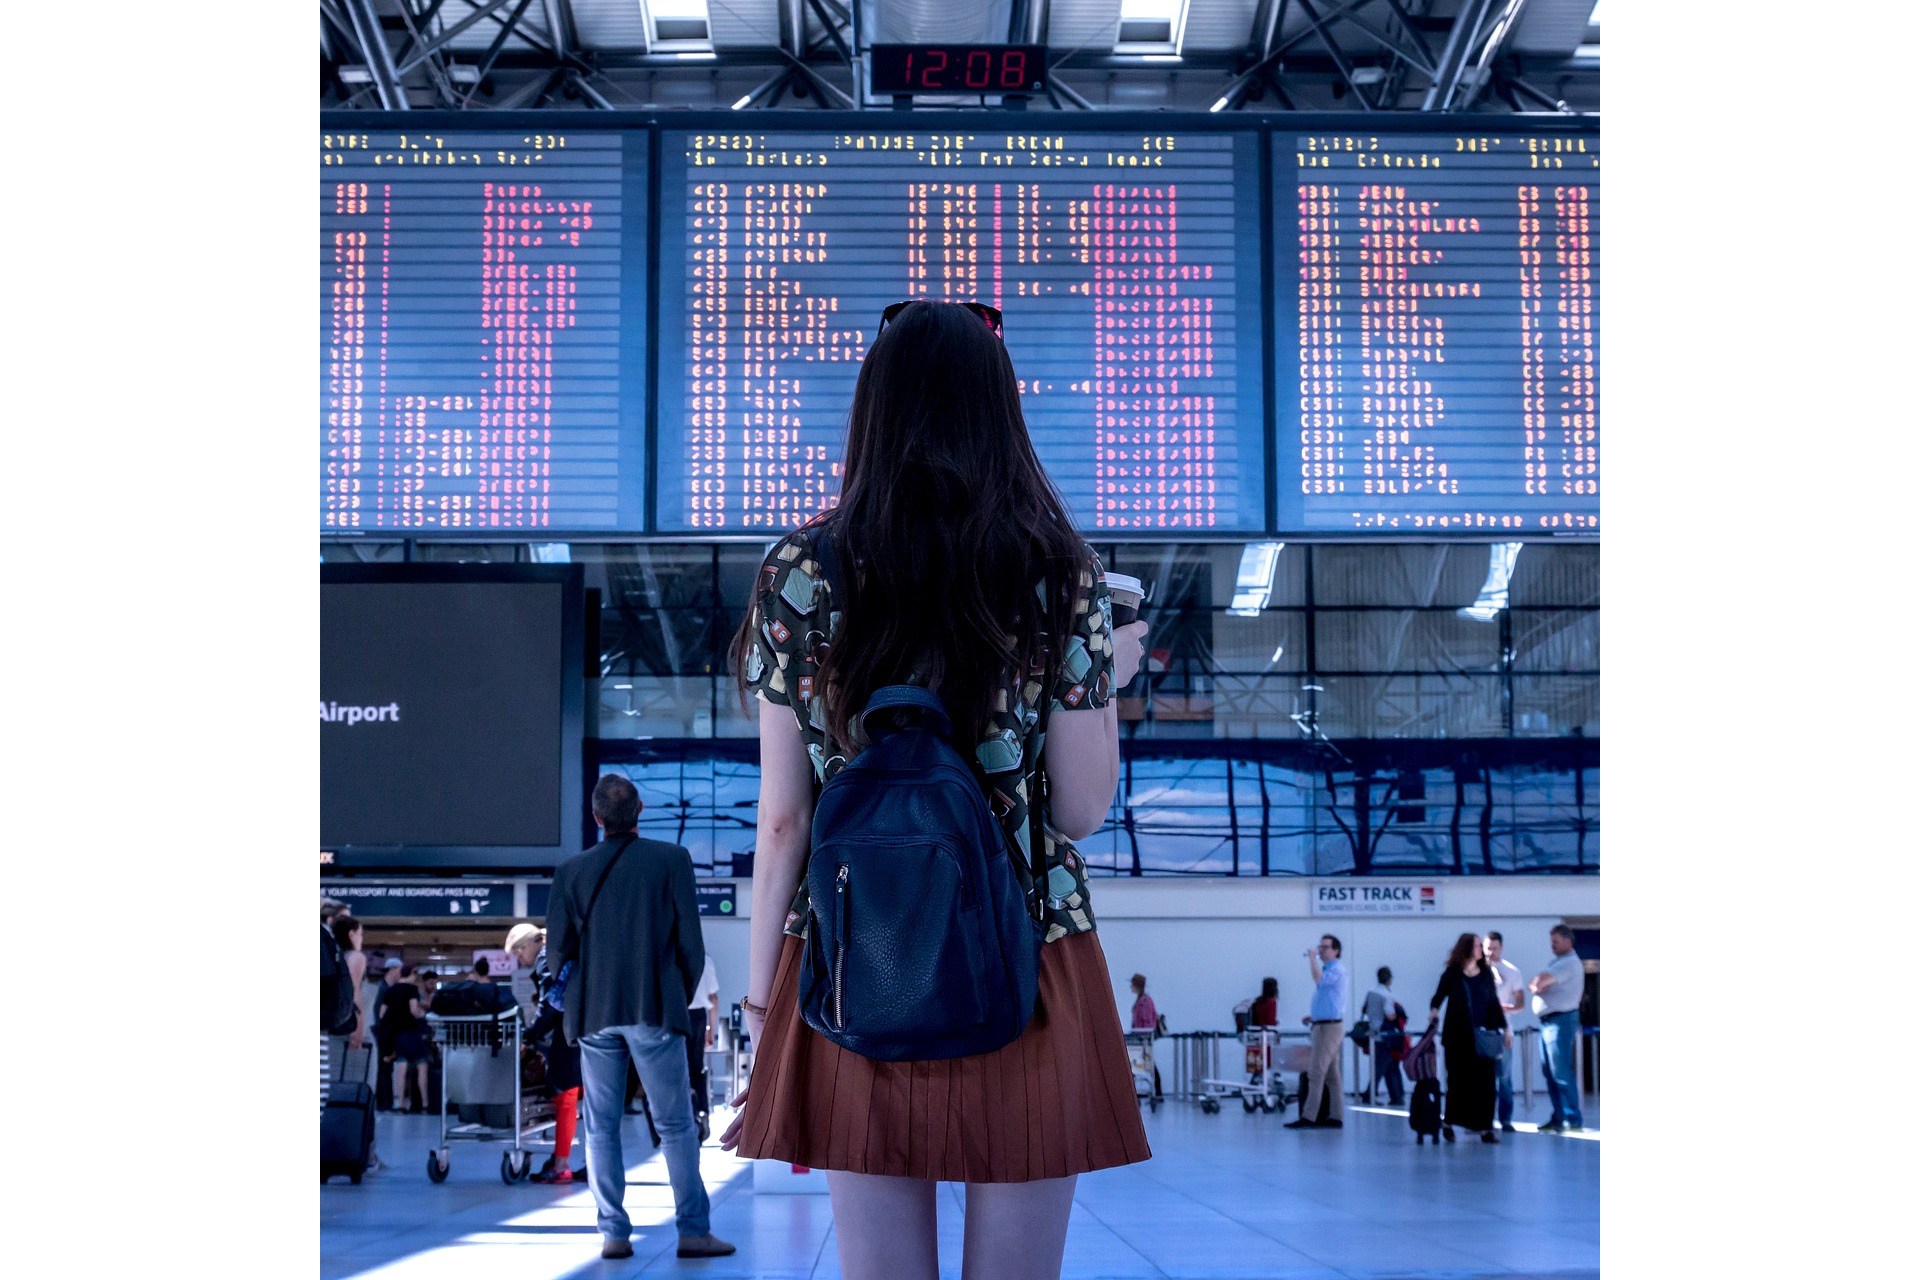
left=1428, top=932, right=1510, bottom=1144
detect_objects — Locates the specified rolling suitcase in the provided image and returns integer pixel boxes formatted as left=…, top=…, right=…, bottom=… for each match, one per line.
left=1402, top=1024, right=1444, bottom=1144
left=1410, top=1079, right=1444, bottom=1144
left=322, top=1081, right=376, bottom=1183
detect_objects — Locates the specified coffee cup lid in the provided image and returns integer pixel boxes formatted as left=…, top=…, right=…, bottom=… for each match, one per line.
left=1104, top=572, right=1145, bottom=596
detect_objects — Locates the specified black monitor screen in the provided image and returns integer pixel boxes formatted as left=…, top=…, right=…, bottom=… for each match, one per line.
left=655, top=128, right=1268, bottom=533
left=321, top=571, right=579, bottom=858
left=1274, top=129, right=1599, bottom=533
left=321, top=130, right=647, bottom=532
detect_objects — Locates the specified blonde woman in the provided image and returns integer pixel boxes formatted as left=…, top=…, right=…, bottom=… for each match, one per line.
left=507, top=923, right=584, bottom=1183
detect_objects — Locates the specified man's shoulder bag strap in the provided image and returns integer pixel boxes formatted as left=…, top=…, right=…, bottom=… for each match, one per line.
left=566, top=834, right=638, bottom=1033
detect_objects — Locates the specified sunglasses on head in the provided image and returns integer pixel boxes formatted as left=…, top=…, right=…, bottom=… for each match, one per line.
left=878, top=300, right=1003, bottom=337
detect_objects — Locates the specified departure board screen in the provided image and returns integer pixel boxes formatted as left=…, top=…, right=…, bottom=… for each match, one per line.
left=321, top=130, right=646, bottom=531
left=655, top=129, right=1267, bottom=532
left=1275, top=130, right=1599, bottom=532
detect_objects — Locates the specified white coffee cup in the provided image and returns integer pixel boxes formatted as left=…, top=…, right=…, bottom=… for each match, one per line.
left=1104, top=572, right=1146, bottom=626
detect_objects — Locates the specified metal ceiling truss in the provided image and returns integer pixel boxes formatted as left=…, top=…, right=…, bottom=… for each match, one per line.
left=320, top=0, right=1588, bottom=114
left=732, top=0, right=856, bottom=110
left=322, top=0, right=638, bottom=111
left=1209, top=0, right=1533, bottom=113
left=1418, top=0, right=1578, bottom=113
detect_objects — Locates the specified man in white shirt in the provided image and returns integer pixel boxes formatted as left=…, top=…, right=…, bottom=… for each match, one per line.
left=686, top=955, right=720, bottom=1141
left=1484, top=933, right=1528, bottom=1133
left=1529, top=924, right=1587, bottom=1133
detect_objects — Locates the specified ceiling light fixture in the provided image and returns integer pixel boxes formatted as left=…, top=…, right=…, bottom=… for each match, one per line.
left=1459, top=543, right=1524, bottom=622
left=643, top=0, right=714, bottom=51
left=1114, top=0, right=1192, bottom=57
left=1228, top=542, right=1286, bottom=617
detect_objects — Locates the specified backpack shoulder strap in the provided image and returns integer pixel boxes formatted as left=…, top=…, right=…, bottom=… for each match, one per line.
left=1026, top=570, right=1060, bottom=925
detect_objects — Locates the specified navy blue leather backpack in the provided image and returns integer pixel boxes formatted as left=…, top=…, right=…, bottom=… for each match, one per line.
left=798, top=537, right=1051, bottom=1062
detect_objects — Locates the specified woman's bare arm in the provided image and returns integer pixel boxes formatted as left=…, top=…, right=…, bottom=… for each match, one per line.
left=744, top=700, right=814, bottom=1035
left=1044, top=619, right=1147, bottom=840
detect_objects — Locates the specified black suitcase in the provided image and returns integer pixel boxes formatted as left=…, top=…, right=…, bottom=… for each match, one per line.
left=1296, top=1072, right=1334, bottom=1124
left=1290, top=1074, right=1336, bottom=1120
left=1410, top=1078, right=1443, bottom=1144
left=322, top=1081, right=376, bottom=1183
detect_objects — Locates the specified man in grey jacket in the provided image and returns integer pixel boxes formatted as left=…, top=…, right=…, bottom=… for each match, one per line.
left=549, top=774, right=734, bottom=1261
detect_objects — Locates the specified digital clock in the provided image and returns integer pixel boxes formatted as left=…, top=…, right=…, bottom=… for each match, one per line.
left=868, top=44, right=1048, bottom=96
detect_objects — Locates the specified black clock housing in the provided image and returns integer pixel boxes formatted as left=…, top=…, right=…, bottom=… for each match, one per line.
left=869, top=44, right=1049, bottom=95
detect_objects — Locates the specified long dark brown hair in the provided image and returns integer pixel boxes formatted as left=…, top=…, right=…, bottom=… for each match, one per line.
left=1446, top=932, right=1483, bottom=971
left=728, top=300, right=1086, bottom=751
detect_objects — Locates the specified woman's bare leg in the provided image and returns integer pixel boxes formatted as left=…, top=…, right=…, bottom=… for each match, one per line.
left=825, top=1171, right=938, bottom=1280
left=391, top=1060, right=409, bottom=1111
left=961, top=1175, right=1077, bottom=1280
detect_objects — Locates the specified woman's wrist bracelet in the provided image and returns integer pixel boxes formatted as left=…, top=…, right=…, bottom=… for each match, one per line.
left=740, top=996, right=769, bottom=1016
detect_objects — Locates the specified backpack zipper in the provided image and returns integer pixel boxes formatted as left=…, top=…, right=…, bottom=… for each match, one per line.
left=833, top=864, right=849, bottom=1031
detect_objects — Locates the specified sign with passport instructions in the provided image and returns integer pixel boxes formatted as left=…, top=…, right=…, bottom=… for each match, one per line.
left=323, top=881, right=515, bottom=919
left=1311, top=882, right=1442, bottom=916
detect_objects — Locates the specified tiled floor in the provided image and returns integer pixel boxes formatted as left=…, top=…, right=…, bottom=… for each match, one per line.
left=323, top=1098, right=1598, bottom=1279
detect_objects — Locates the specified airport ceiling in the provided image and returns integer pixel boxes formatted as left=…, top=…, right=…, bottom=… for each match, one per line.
left=320, top=0, right=1599, bottom=114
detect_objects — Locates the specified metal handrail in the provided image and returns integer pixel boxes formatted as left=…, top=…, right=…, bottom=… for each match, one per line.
left=1150, top=1022, right=1598, bottom=1112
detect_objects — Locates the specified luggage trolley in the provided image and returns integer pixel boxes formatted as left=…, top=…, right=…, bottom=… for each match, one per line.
left=1125, top=1032, right=1161, bottom=1112
left=1198, top=1027, right=1299, bottom=1114
left=1202, top=1030, right=1316, bottom=1115
left=424, top=1007, right=533, bottom=1185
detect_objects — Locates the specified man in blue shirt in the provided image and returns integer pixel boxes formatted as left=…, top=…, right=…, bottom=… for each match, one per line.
left=1285, top=934, right=1351, bottom=1130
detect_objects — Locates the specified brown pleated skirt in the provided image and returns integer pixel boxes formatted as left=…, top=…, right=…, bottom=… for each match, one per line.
left=733, top=929, right=1152, bottom=1183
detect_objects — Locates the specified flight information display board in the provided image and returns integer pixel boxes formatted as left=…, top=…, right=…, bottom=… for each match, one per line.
left=317, top=116, right=1603, bottom=539
left=1275, top=130, right=1599, bottom=532
left=321, top=130, right=647, bottom=531
left=655, top=129, right=1267, bottom=532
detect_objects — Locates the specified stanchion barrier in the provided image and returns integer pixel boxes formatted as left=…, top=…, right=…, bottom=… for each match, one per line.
left=1519, top=1026, right=1537, bottom=1108
left=1236, top=1028, right=1582, bottom=1113
left=1161, top=1031, right=1238, bottom=1104
left=1511, top=1024, right=1600, bottom=1111
left=1146, top=1024, right=1621, bottom=1114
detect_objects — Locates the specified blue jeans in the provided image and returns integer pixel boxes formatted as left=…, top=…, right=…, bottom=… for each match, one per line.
left=1371, top=1035, right=1404, bottom=1105
left=579, top=1023, right=711, bottom=1242
left=1539, top=1011, right=1583, bottom=1128
left=1494, top=1039, right=1514, bottom=1125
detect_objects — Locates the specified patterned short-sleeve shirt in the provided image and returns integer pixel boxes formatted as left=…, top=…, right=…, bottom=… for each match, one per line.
left=743, top=522, right=1115, bottom=945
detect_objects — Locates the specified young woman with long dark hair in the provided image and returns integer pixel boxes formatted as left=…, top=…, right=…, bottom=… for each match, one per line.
left=1251, top=976, right=1280, bottom=1027
left=1429, top=931, right=1510, bottom=1144
left=719, top=301, right=1153, bottom=1280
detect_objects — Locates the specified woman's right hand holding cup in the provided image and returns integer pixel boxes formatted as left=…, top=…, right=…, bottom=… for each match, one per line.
left=1112, top=620, right=1150, bottom=689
